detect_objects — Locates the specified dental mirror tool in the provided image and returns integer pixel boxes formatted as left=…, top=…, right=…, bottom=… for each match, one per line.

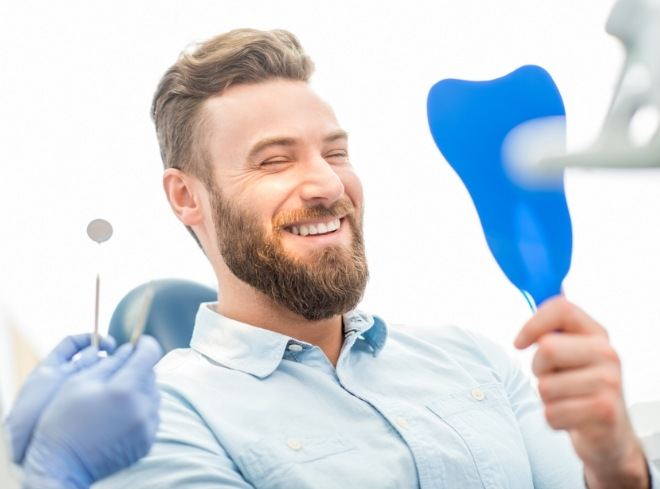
left=86, top=218, right=113, bottom=348
left=427, top=65, right=572, bottom=309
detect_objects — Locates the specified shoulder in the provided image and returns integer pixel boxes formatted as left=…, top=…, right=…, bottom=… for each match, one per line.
left=155, top=347, right=207, bottom=375
left=153, top=347, right=243, bottom=401
left=386, top=321, right=521, bottom=382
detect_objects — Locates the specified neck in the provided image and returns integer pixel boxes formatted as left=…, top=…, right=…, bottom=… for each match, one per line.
left=216, top=277, right=344, bottom=366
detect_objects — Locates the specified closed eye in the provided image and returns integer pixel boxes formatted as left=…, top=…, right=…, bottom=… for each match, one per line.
left=261, top=158, right=290, bottom=166
left=326, top=152, right=349, bottom=162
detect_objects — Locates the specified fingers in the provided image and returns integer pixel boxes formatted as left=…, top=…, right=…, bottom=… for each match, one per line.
left=544, top=393, right=622, bottom=431
left=43, top=334, right=116, bottom=367
left=60, top=345, right=103, bottom=374
left=515, top=296, right=606, bottom=349
left=77, top=342, right=134, bottom=380
left=110, top=336, right=163, bottom=388
left=65, top=336, right=162, bottom=385
left=531, top=334, right=620, bottom=376
left=538, top=364, right=622, bottom=403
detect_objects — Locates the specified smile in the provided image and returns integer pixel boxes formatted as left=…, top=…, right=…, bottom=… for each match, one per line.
left=285, top=217, right=342, bottom=236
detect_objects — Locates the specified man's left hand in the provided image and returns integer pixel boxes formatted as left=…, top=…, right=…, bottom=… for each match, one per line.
left=515, top=296, right=649, bottom=489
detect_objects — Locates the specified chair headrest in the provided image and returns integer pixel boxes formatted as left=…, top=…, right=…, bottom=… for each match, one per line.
left=109, top=279, right=217, bottom=354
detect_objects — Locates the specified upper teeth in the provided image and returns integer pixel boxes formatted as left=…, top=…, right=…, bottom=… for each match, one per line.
left=289, top=218, right=341, bottom=236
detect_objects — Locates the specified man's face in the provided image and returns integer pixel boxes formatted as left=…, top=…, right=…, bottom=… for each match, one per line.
left=202, top=79, right=368, bottom=320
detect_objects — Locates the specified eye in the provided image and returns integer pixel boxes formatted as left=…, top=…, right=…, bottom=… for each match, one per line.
left=260, top=157, right=290, bottom=166
left=325, top=151, right=349, bottom=163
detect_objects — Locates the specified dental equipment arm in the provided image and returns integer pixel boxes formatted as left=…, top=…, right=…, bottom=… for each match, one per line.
left=543, top=0, right=660, bottom=169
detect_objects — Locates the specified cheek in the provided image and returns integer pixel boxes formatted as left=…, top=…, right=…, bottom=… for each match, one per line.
left=228, top=174, right=289, bottom=207
left=340, top=170, right=364, bottom=213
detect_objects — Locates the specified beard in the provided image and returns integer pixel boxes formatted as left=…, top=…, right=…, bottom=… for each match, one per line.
left=209, top=186, right=369, bottom=321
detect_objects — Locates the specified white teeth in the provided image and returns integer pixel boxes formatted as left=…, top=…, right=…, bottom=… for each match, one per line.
left=287, top=218, right=341, bottom=236
left=328, top=219, right=340, bottom=231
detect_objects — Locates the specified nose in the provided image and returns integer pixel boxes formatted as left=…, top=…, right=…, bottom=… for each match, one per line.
left=297, top=155, right=345, bottom=206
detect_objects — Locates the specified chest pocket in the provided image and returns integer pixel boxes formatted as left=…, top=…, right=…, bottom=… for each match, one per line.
left=236, top=434, right=357, bottom=489
left=426, top=382, right=533, bottom=489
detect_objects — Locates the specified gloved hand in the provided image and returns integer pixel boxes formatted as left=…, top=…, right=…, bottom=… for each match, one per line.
left=21, top=336, right=163, bottom=489
left=5, top=334, right=116, bottom=464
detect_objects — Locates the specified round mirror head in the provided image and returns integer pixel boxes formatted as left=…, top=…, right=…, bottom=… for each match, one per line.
left=87, top=219, right=113, bottom=244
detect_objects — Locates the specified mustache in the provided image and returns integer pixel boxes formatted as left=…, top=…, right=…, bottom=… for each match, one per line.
left=273, top=198, right=356, bottom=230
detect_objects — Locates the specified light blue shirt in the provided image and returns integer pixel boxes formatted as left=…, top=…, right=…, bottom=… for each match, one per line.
left=97, top=304, right=592, bottom=488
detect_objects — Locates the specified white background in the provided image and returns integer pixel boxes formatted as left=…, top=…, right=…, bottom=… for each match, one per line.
left=1, top=0, right=658, bottom=405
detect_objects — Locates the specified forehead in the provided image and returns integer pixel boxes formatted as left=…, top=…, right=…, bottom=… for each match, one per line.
left=201, top=80, right=343, bottom=164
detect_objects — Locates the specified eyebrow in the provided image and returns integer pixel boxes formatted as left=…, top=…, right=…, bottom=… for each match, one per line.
left=247, top=130, right=349, bottom=161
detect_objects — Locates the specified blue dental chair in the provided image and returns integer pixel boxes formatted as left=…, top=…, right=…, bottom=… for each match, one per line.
left=108, top=279, right=216, bottom=353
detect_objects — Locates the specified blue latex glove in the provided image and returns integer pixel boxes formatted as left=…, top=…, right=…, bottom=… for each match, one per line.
left=5, top=334, right=116, bottom=464
left=21, top=336, right=163, bottom=489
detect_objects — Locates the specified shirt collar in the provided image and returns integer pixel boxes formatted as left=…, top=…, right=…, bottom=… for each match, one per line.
left=342, top=309, right=388, bottom=355
left=189, top=303, right=388, bottom=378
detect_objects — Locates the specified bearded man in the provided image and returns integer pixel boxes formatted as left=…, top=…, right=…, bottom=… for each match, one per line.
left=97, top=29, right=657, bottom=488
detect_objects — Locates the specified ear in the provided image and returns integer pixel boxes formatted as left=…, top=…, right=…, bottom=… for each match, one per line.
left=162, top=169, right=206, bottom=227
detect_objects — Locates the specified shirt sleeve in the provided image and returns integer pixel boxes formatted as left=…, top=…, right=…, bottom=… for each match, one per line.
left=463, top=329, right=587, bottom=488
left=93, top=383, right=254, bottom=489
left=648, top=460, right=660, bottom=488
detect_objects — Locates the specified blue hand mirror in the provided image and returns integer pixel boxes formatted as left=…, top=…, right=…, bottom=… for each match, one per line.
left=427, top=65, right=572, bottom=307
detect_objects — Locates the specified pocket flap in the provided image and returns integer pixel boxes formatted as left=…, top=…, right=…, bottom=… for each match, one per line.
left=238, top=433, right=356, bottom=480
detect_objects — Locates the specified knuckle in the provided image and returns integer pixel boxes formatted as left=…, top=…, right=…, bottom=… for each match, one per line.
left=544, top=405, right=562, bottom=429
left=556, top=297, right=574, bottom=319
left=600, top=369, right=621, bottom=392
left=594, top=338, right=621, bottom=365
left=531, top=354, right=544, bottom=377
left=537, top=336, right=557, bottom=362
left=604, top=347, right=621, bottom=366
left=537, top=378, right=553, bottom=401
left=593, top=395, right=617, bottom=425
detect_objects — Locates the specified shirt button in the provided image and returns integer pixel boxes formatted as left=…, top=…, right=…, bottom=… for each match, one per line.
left=471, top=387, right=486, bottom=401
left=287, top=438, right=302, bottom=451
left=395, top=417, right=410, bottom=430
left=287, top=344, right=303, bottom=352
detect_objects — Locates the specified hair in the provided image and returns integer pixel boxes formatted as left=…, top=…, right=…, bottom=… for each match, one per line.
left=151, top=28, right=315, bottom=246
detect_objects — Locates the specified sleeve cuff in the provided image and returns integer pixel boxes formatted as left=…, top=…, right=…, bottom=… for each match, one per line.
left=649, top=459, right=660, bottom=488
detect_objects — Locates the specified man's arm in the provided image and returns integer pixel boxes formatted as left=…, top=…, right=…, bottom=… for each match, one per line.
left=94, top=384, right=254, bottom=489
left=515, top=296, right=657, bottom=489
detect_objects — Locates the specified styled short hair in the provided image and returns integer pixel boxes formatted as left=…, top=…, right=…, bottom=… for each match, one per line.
left=151, top=28, right=315, bottom=246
